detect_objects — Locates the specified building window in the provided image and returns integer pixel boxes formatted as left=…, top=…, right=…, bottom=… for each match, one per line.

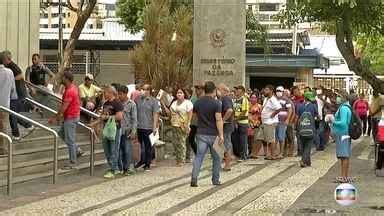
left=40, top=24, right=49, bottom=28
left=67, top=23, right=70, bottom=28
left=51, top=24, right=59, bottom=28
left=51, top=13, right=59, bottom=17
left=259, top=3, right=278, bottom=12
left=88, top=24, right=93, bottom=29
left=68, top=12, right=71, bottom=17
left=62, top=24, right=66, bottom=28
left=96, top=23, right=103, bottom=29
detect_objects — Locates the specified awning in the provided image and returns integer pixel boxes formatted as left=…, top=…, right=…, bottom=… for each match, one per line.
left=246, top=54, right=329, bottom=69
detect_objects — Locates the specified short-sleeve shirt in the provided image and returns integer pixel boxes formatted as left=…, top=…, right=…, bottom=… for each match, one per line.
left=135, top=96, right=160, bottom=130
left=221, top=96, right=234, bottom=133
left=277, top=96, right=292, bottom=123
left=78, top=83, right=101, bottom=99
left=194, top=96, right=222, bottom=136
left=170, top=99, right=193, bottom=127
left=261, top=96, right=282, bottom=125
left=297, top=102, right=318, bottom=118
left=6, top=61, right=27, bottom=99
left=62, top=84, right=80, bottom=120
left=103, top=99, right=124, bottom=127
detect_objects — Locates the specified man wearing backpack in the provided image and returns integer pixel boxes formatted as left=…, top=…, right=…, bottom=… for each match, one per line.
left=332, top=91, right=353, bottom=183
left=297, top=91, right=318, bottom=167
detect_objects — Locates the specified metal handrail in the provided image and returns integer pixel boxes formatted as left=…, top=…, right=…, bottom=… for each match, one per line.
left=0, top=106, right=59, bottom=184
left=25, top=98, right=97, bottom=176
left=0, top=132, right=12, bottom=195
left=25, top=81, right=100, bottom=119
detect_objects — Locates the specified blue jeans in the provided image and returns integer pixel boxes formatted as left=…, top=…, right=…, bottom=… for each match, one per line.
left=191, top=134, right=221, bottom=184
left=119, top=132, right=133, bottom=171
left=58, top=118, right=79, bottom=163
left=102, top=128, right=121, bottom=171
left=275, top=123, right=287, bottom=143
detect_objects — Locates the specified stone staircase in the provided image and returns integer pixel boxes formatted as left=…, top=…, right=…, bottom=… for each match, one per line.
left=0, top=112, right=106, bottom=187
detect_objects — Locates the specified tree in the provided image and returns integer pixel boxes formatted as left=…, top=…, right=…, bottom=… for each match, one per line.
left=116, top=0, right=192, bottom=34
left=246, top=9, right=270, bottom=53
left=281, top=0, right=384, bottom=92
left=130, top=0, right=193, bottom=90
left=42, top=0, right=97, bottom=89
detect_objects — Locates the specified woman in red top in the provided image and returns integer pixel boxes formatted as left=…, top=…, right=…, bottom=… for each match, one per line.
left=353, top=93, right=369, bottom=135
left=248, top=94, right=264, bottom=158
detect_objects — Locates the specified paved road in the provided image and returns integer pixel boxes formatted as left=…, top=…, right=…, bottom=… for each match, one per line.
left=0, top=136, right=382, bottom=215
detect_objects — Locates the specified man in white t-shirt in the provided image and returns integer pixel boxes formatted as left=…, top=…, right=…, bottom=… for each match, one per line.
left=261, top=85, right=282, bottom=160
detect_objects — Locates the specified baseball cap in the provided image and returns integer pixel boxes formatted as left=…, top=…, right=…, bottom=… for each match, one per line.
left=304, top=91, right=316, bottom=102
left=276, top=86, right=284, bottom=92
left=85, top=74, right=94, bottom=80
left=234, top=85, right=246, bottom=91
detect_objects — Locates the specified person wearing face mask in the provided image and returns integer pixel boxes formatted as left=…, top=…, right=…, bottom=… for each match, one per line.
left=332, top=91, right=353, bottom=183
left=165, top=88, right=193, bottom=166
left=275, top=86, right=293, bottom=158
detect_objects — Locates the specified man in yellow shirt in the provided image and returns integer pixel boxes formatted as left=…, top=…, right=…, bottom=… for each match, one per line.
left=78, top=74, right=102, bottom=111
left=233, top=85, right=250, bottom=161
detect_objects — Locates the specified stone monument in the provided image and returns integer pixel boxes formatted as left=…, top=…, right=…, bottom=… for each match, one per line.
left=0, top=0, right=39, bottom=70
left=193, top=0, right=246, bottom=87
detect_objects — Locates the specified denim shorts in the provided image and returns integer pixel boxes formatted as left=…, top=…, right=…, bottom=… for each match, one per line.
left=275, top=123, right=287, bottom=143
left=335, top=133, right=351, bottom=158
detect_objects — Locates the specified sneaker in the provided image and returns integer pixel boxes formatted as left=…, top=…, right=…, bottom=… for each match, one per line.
left=13, top=136, right=21, bottom=141
left=62, top=162, right=78, bottom=170
left=212, top=181, right=221, bottom=186
left=77, top=150, right=84, bottom=158
left=103, top=170, right=115, bottom=179
left=134, top=161, right=144, bottom=169
left=27, top=125, right=36, bottom=132
left=144, top=166, right=151, bottom=172
left=124, top=169, right=136, bottom=176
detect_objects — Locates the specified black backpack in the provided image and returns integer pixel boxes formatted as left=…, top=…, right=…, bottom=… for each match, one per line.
left=298, top=104, right=315, bottom=139
left=342, top=104, right=362, bottom=140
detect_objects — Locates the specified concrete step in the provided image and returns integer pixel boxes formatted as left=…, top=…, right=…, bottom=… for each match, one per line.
left=0, top=140, right=103, bottom=164
left=0, top=149, right=105, bottom=178
left=0, top=159, right=107, bottom=187
left=11, top=133, right=93, bottom=150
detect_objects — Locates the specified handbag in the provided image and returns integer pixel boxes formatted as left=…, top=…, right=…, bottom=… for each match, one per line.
left=102, top=116, right=117, bottom=140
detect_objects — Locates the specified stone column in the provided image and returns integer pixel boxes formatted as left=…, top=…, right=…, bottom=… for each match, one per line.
left=0, top=0, right=39, bottom=71
left=193, top=0, right=246, bottom=88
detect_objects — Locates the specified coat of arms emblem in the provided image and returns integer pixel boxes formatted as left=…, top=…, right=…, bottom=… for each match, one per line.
left=210, top=29, right=226, bottom=48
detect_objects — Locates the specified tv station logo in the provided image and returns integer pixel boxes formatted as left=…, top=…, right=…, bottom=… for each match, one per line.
left=334, top=183, right=357, bottom=206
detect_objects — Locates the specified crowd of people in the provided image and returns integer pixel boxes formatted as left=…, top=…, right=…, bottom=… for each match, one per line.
left=0, top=49, right=382, bottom=185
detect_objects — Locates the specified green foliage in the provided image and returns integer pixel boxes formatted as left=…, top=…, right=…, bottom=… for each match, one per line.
left=116, top=0, right=192, bottom=33
left=356, top=35, right=384, bottom=75
left=131, top=0, right=193, bottom=90
left=246, top=9, right=270, bottom=53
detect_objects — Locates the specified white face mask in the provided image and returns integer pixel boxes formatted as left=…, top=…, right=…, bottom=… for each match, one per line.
left=276, top=92, right=283, bottom=97
left=316, top=89, right=322, bottom=95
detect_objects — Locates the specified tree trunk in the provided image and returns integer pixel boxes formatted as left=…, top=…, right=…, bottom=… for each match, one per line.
left=335, top=13, right=384, bottom=93
left=55, top=0, right=97, bottom=91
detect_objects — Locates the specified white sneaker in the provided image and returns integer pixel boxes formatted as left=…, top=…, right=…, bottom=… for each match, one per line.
left=13, top=136, right=21, bottom=141
left=27, top=125, right=35, bottom=132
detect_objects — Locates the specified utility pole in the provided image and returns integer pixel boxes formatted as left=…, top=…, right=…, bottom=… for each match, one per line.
left=58, top=0, right=64, bottom=69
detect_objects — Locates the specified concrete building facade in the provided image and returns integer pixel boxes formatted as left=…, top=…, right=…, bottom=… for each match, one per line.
left=0, top=0, right=40, bottom=71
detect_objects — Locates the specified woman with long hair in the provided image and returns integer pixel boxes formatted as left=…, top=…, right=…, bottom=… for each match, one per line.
left=166, top=88, right=193, bottom=166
